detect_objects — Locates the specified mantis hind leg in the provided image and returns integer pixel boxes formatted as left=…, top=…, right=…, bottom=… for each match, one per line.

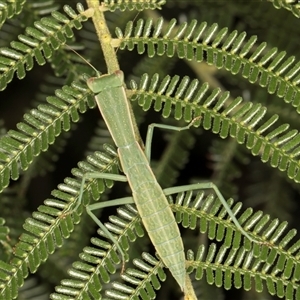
left=145, top=121, right=260, bottom=244
left=163, top=183, right=261, bottom=244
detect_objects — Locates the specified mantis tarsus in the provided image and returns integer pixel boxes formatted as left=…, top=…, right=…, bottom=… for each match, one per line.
left=74, top=69, right=260, bottom=298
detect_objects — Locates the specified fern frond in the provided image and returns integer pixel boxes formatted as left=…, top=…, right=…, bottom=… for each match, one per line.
left=37, top=199, right=99, bottom=286
left=0, top=0, right=25, bottom=29
left=15, top=74, right=86, bottom=180
left=0, top=145, right=119, bottom=299
left=130, top=73, right=300, bottom=183
left=103, top=0, right=166, bottom=12
left=180, top=189, right=300, bottom=298
left=0, top=217, right=11, bottom=261
left=50, top=204, right=142, bottom=299
left=117, top=18, right=300, bottom=112
left=27, top=77, right=81, bottom=177
left=0, top=3, right=90, bottom=90
left=0, top=80, right=95, bottom=190
left=0, top=0, right=61, bottom=50
left=106, top=253, right=165, bottom=299
left=272, top=0, right=300, bottom=18
left=188, top=233, right=300, bottom=300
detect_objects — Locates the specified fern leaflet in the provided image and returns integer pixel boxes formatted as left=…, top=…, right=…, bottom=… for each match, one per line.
left=103, top=0, right=166, bottom=11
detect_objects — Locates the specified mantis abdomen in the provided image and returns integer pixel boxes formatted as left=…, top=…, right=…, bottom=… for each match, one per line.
left=119, top=142, right=185, bottom=290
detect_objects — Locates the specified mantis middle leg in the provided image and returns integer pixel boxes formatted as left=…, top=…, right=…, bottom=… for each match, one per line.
left=75, top=172, right=133, bottom=262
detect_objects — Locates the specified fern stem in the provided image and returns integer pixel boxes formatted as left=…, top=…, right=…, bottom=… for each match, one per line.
left=85, top=0, right=143, bottom=147
left=85, top=0, right=120, bottom=73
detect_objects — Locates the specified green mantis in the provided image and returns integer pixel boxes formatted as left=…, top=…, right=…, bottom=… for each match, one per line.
left=75, top=69, right=260, bottom=298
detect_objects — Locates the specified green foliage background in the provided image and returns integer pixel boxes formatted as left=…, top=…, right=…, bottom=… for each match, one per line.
left=1, top=0, right=300, bottom=299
